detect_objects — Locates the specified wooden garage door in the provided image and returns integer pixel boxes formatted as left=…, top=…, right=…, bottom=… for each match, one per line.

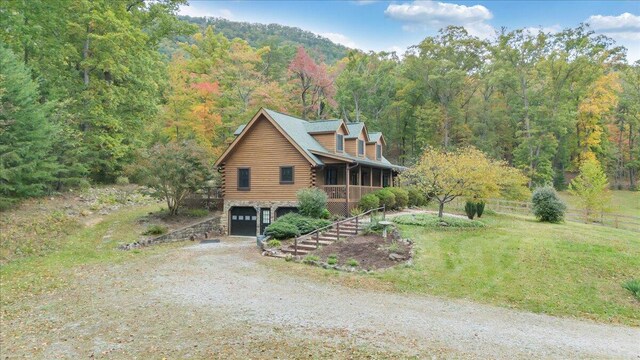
left=230, top=207, right=257, bottom=236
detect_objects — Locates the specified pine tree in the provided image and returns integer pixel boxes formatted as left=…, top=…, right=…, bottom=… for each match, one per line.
left=0, top=45, right=58, bottom=208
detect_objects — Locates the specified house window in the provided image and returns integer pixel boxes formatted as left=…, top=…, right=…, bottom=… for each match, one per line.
left=376, top=144, right=381, bottom=160
left=336, top=134, right=344, bottom=152
left=237, top=168, right=250, bottom=190
left=280, top=166, right=294, bottom=184
left=358, top=139, right=364, bottom=156
left=325, top=167, right=338, bottom=185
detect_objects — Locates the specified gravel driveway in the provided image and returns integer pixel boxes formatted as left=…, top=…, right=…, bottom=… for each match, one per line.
left=3, top=236, right=638, bottom=359
left=153, top=237, right=640, bottom=359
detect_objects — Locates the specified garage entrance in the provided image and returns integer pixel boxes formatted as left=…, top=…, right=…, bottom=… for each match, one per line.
left=229, top=207, right=257, bottom=236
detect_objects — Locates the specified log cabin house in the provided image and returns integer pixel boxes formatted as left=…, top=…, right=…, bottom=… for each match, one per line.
left=214, top=108, right=404, bottom=236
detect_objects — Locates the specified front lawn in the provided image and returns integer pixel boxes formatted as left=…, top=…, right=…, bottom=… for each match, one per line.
left=264, top=212, right=640, bottom=325
left=375, top=214, right=640, bottom=325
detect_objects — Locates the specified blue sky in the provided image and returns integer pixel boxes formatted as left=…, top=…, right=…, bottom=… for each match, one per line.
left=179, top=1, right=640, bottom=62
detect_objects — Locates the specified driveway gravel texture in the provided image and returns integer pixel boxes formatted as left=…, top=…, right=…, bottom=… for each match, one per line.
left=2, top=237, right=639, bottom=359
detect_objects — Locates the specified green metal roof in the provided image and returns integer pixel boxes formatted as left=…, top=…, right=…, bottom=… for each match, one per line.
left=263, top=109, right=327, bottom=164
left=232, top=108, right=403, bottom=170
left=304, top=119, right=344, bottom=133
left=345, top=123, right=366, bottom=139
left=233, top=124, right=246, bottom=136
left=369, top=132, right=382, bottom=142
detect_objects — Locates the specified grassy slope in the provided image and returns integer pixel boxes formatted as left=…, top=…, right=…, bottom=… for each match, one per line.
left=376, top=214, right=640, bottom=326
left=0, top=204, right=180, bottom=309
left=558, top=190, right=640, bottom=217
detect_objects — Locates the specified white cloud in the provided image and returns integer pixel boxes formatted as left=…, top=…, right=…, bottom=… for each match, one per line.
left=586, top=13, right=640, bottom=62
left=385, top=0, right=495, bottom=39
left=587, top=12, right=640, bottom=34
left=318, top=32, right=357, bottom=48
left=178, top=4, right=233, bottom=19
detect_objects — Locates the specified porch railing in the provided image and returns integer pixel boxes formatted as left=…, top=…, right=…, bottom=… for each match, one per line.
left=293, top=205, right=386, bottom=256
left=319, top=185, right=382, bottom=201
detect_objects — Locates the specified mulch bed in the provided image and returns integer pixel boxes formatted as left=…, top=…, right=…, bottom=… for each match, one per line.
left=312, top=234, right=411, bottom=271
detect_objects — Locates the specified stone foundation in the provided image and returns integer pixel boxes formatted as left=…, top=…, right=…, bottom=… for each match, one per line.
left=222, top=200, right=299, bottom=235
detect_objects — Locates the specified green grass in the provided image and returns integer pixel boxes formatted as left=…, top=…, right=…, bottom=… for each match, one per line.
left=0, top=204, right=180, bottom=309
left=558, top=190, right=640, bottom=217
left=374, top=214, right=640, bottom=325
left=394, top=213, right=486, bottom=228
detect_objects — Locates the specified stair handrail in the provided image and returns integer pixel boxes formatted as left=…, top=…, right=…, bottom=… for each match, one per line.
left=293, top=205, right=385, bottom=256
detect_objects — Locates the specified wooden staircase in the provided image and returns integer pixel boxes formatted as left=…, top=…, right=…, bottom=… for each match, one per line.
left=281, top=206, right=385, bottom=256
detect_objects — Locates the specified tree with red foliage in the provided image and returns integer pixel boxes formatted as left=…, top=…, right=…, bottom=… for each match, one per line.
left=288, top=46, right=336, bottom=119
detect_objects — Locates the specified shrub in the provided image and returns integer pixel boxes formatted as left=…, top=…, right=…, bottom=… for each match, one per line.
left=266, top=239, right=281, bottom=248
left=359, top=193, right=380, bottom=211
left=393, top=214, right=486, bottom=229
left=531, top=186, right=566, bottom=223
left=346, top=258, right=359, bottom=267
left=264, top=221, right=299, bottom=239
left=407, top=186, right=428, bottom=207
left=464, top=201, right=477, bottom=219
left=622, top=279, right=640, bottom=300
left=388, top=188, right=409, bottom=209
left=350, top=206, right=364, bottom=217
left=320, top=208, right=331, bottom=219
left=297, top=188, right=328, bottom=218
left=374, top=189, right=396, bottom=209
left=275, top=213, right=331, bottom=234
left=476, top=202, right=486, bottom=218
left=143, top=224, right=167, bottom=235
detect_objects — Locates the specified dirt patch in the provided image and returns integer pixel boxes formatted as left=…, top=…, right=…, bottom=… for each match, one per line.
left=312, top=234, right=411, bottom=270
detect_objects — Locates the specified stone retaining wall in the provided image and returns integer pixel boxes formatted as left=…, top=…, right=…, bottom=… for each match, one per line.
left=152, top=216, right=223, bottom=243
left=119, top=215, right=223, bottom=250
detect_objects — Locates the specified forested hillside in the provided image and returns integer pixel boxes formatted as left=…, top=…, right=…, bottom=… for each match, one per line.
left=171, top=16, right=350, bottom=64
left=1, top=0, right=638, bottom=209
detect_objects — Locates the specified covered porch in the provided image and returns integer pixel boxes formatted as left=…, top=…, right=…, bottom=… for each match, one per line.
left=316, top=163, right=396, bottom=202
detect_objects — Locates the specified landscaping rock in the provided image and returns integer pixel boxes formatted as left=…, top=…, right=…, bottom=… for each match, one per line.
left=389, top=253, right=406, bottom=261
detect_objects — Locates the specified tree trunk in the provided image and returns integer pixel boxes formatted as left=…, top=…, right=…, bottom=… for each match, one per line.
left=438, top=202, right=444, bottom=218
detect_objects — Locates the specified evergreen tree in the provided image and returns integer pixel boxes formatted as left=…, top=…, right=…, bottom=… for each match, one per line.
left=0, top=45, right=58, bottom=208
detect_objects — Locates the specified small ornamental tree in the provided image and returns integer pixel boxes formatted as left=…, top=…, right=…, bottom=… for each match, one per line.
left=401, top=147, right=528, bottom=218
left=531, top=186, right=566, bottom=223
left=131, top=141, right=212, bottom=215
left=297, top=187, right=328, bottom=217
left=569, top=158, right=611, bottom=221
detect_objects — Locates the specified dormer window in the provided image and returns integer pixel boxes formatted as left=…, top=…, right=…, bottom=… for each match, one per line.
left=336, top=134, right=344, bottom=152
left=357, top=139, right=364, bottom=157
left=376, top=144, right=381, bottom=160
